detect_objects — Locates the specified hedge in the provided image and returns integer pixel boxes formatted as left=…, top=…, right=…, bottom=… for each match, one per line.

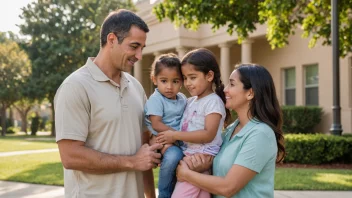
left=282, top=106, right=322, bottom=134
left=284, top=134, right=352, bottom=164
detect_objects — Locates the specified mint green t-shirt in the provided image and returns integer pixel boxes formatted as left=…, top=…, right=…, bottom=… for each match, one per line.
left=212, top=119, right=278, bottom=198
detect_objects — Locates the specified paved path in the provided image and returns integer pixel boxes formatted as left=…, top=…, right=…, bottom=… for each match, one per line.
left=1, top=181, right=352, bottom=198
left=0, top=149, right=58, bottom=157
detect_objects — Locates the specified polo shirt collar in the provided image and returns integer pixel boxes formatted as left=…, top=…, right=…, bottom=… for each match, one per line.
left=86, top=58, right=110, bottom=82
left=231, top=118, right=260, bottom=138
left=86, top=58, right=130, bottom=88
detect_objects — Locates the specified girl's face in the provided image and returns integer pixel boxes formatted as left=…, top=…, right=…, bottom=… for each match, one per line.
left=223, top=70, right=253, bottom=111
left=153, top=67, right=182, bottom=99
left=181, top=63, right=214, bottom=99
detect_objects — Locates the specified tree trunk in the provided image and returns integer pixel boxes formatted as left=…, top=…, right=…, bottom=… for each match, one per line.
left=20, top=111, right=29, bottom=134
left=50, top=99, right=55, bottom=137
left=1, top=103, right=7, bottom=136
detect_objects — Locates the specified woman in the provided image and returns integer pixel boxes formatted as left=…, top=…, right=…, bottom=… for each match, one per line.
left=176, top=64, right=285, bottom=198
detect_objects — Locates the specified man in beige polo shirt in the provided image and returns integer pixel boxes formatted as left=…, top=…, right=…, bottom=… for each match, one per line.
left=54, top=9, right=162, bottom=198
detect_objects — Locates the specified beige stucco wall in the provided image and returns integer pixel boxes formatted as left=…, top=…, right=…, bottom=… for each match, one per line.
left=136, top=0, right=352, bottom=134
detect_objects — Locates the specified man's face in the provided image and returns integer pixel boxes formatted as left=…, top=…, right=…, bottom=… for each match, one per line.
left=111, top=25, right=147, bottom=72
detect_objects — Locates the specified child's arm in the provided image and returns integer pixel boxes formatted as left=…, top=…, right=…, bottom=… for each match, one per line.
left=149, top=115, right=174, bottom=133
left=156, top=113, right=221, bottom=144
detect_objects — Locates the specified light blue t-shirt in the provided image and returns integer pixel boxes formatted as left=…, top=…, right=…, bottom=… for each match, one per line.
left=144, top=88, right=187, bottom=135
left=213, top=119, right=278, bottom=198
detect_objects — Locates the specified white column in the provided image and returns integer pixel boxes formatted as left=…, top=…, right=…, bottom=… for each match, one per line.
left=218, top=43, right=232, bottom=85
left=153, top=51, right=161, bottom=60
left=241, top=39, right=253, bottom=63
left=176, top=46, right=187, bottom=59
left=134, top=61, right=143, bottom=83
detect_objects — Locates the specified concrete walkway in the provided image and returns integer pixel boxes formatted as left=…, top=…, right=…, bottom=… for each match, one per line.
left=0, top=149, right=58, bottom=157
left=0, top=181, right=352, bottom=198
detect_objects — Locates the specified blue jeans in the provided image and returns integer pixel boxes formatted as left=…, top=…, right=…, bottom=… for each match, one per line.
left=158, top=145, right=184, bottom=198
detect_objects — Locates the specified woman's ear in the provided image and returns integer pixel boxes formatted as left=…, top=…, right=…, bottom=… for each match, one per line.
left=247, top=88, right=254, bottom=100
left=206, top=70, right=214, bottom=82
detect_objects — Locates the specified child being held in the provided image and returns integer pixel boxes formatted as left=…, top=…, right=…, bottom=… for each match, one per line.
left=144, top=53, right=186, bottom=198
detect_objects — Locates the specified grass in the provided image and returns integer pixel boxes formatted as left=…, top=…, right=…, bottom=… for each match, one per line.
left=0, top=133, right=57, bottom=152
left=275, top=168, right=352, bottom=190
left=0, top=152, right=63, bottom=186
left=1, top=135, right=352, bottom=190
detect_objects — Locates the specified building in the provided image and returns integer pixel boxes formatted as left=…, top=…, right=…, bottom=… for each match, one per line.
left=134, top=0, right=352, bottom=134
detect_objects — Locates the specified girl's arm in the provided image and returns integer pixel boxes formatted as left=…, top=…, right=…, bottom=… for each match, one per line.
left=149, top=115, right=173, bottom=133
left=156, top=113, right=221, bottom=144
left=177, top=160, right=256, bottom=197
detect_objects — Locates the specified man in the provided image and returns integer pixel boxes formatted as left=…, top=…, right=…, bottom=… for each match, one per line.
left=54, top=9, right=162, bottom=198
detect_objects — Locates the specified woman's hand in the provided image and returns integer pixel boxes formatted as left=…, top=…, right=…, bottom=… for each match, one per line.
left=183, top=154, right=214, bottom=173
left=176, top=160, right=191, bottom=182
left=156, top=130, right=175, bottom=144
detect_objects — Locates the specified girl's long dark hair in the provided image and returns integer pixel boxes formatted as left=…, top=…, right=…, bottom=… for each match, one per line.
left=236, top=64, right=285, bottom=162
left=181, top=48, right=231, bottom=124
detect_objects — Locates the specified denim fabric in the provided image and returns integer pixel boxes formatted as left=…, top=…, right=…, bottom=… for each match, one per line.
left=158, top=145, right=184, bottom=198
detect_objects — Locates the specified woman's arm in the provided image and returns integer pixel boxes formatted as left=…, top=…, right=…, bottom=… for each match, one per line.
left=177, top=161, right=256, bottom=197
left=156, top=113, right=221, bottom=144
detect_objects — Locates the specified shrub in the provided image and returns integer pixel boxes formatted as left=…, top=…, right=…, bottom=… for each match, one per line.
left=6, top=126, right=19, bottom=134
left=282, top=106, right=323, bottom=134
left=284, top=134, right=352, bottom=164
left=30, top=116, right=40, bottom=136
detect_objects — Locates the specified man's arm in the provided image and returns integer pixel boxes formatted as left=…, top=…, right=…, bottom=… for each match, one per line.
left=58, top=139, right=162, bottom=174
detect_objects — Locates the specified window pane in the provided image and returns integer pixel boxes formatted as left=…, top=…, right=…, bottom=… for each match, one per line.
left=285, top=68, right=296, bottom=88
left=306, top=65, right=319, bottom=85
left=306, top=87, right=319, bottom=105
left=285, top=89, right=296, bottom=105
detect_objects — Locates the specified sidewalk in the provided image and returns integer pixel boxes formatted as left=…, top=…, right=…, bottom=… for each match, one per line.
left=1, top=181, right=351, bottom=198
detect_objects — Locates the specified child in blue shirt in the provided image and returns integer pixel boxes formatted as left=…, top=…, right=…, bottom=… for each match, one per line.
left=144, top=53, right=186, bottom=198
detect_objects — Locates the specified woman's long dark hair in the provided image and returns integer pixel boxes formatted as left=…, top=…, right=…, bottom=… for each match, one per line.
left=236, top=64, right=285, bottom=162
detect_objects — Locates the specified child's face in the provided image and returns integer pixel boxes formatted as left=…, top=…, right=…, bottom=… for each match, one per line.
left=153, top=67, right=182, bottom=99
left=182, top=63, right=214, bottom=99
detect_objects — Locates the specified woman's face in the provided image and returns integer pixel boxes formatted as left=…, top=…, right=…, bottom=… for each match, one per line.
left=223, top=70, right=252, bottom=111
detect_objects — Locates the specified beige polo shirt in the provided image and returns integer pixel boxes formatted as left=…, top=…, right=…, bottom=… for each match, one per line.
left=55, top=58, right=147, bottom=198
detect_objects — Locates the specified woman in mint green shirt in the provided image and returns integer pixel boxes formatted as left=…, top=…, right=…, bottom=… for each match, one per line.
left=176, top=64, right=286, bottom=198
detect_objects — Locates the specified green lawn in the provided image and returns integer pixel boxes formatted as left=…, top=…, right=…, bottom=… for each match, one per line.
left=0, top=134, right=57, bottom=152
left=275, top=168, right=352, bottom=190
left=1, top=135, right=351, bottom=190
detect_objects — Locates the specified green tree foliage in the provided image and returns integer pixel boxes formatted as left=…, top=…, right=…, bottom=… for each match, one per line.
left=0, top=32, right=31, bottom=136
left=154, top=0, right=352, bottom=57
left=19, top=0, right=135, bottom=136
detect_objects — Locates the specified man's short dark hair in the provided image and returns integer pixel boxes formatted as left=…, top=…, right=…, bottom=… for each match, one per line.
left=100, top=9, right=149, bottom=47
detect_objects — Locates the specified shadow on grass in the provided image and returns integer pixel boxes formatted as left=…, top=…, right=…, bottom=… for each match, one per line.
left=6, top=162, right=63, bottom=186
left=275, top=168, right=352, bottom=190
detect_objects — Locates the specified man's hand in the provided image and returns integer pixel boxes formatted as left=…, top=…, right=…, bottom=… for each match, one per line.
left=133, top=143, right=163, bottom=171
left=183, top=153, right=213, bottom=173
left=156, top=130, right=175, bottom=144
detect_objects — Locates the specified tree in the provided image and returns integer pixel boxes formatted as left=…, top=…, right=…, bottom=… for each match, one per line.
left=0, top=32, right=31, bottom=136
left=154, top=0, right=352, bottom=57
left=19, top=0, right=135, bottom=136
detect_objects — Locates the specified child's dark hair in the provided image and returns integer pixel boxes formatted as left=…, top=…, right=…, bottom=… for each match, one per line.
left=181, top=48, right=231, bottom=124
left=150, top=53, right=182, bottom=80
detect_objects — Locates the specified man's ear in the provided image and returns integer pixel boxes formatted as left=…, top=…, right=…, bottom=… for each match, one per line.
left=206, top=70, right=214, bottom=82
left=107, top=33, right=115, bottom=47
left=247, top=88, right=254, bottom=100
